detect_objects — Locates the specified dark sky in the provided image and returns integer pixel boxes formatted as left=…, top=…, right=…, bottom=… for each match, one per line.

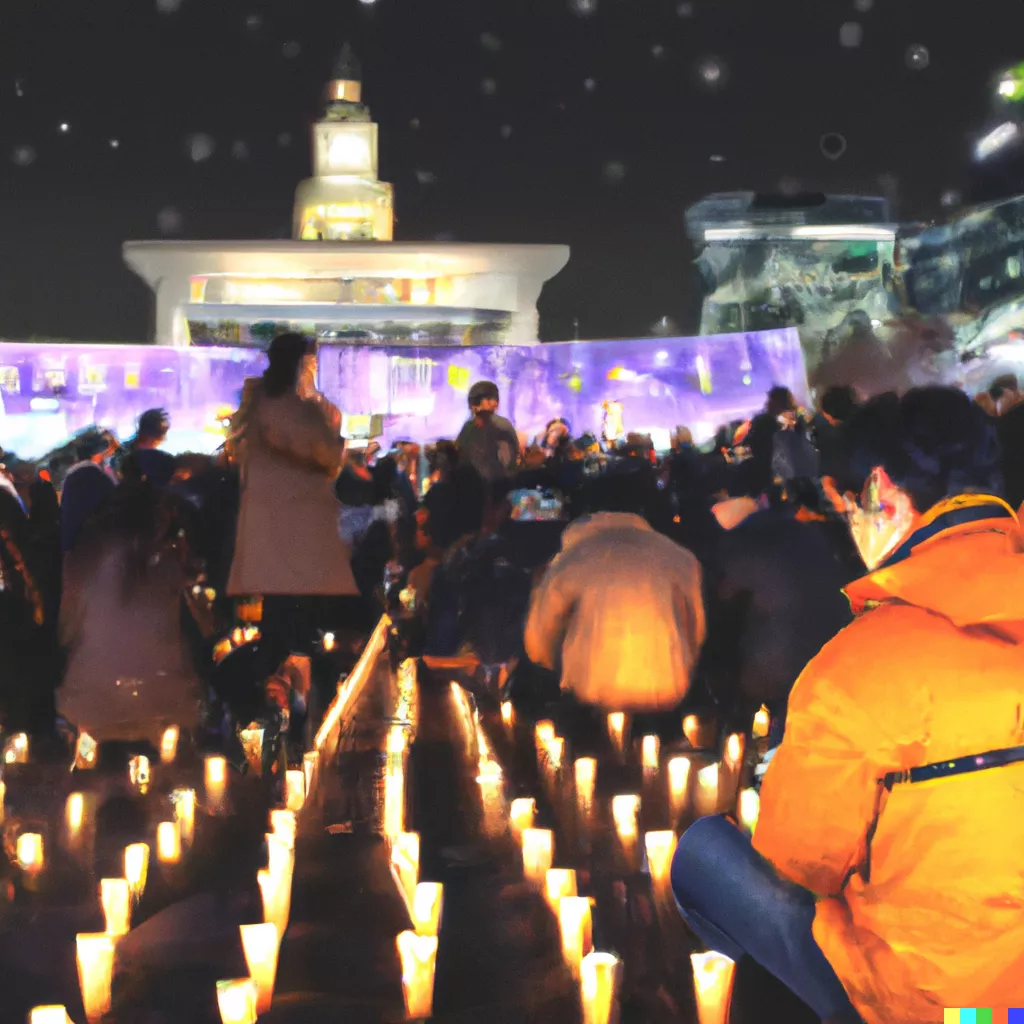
left=0, top=0, right=1021, bottom=343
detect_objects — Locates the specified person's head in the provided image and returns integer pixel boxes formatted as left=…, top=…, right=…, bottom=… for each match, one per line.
left=429, top=463, right=486, bottom=549
left=989, top=373, right=1019, bottom=401
left=468, top=380, right=500, bottom=420
left=135, top=408, right=170, bottom=449
left=840, top=387, right=1004, bottom=569
left=263, top=333, right=316, bottom=398
left=585, top=462, right=656, bottom=519
left=766, top=386, right=796, bottom=419
left=428, top=440, right=460, bottom=481
left=77, top=431, right=117, bottom=464
left=818, top=385, right=858, bottom=426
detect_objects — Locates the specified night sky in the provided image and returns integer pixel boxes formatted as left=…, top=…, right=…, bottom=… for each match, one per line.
left=0, top=0, right=1022, bottom=343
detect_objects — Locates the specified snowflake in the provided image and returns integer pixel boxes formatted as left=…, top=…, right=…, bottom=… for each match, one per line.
left=109, top=139, right=121, bottom=149
left=820, top=132, right=847, bottom=160
left=14, top=79, right=24, bottom=98
left=853, top=0, right=873, bottom=11
left=569, top=0, right=597, bottom=16
left=245, top=13, right=263, bottom=31
left=277, top=132, right=292, bottom=147
left=282, top=40, right=301, bottom=59
left=157, top=207, right=183, bottom=235
left=480, top=32, right=502, bottom=52
left=940, top=189, right=961, bottom=208
left=676, top=2, right=694, bottom=16
left=187, top=133, right=215, bottom=162
left=584, top=77, right=597, bottom=92
left=500, top=124, right=513, bottom=139
left=415, top=170, right=437, bottom=185
left=839, top=22, right=862, bottom=48
left=602, top=161, right=626, bottom=184
left=905, top=44, right=929, bottom=70
left=232, top=140, right=250, bottom=161
left=697, top=58, right=726, bottom=88
left=58, top=122, right=70, bottom=134
left=651, top=44, right=666, bottom=58
left=709, top=154, right=726, bottom=163
left=12, top=145, right=36, bottom=167
left=481, top=78, right=497, bottom=96
left=156, top=0, right=183, bottom=13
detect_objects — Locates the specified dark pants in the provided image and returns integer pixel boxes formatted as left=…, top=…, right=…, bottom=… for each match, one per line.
left=671, top=815, right=858, bottom=1020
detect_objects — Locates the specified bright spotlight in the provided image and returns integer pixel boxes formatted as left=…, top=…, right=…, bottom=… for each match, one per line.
left=975, top=122, right=1020, bottom=161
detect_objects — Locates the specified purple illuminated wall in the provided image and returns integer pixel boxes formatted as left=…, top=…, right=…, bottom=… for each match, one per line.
left=0, top=328, right=806, bottom=459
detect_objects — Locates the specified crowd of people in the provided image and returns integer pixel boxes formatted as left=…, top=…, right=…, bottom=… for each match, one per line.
left=1, top=332, right=1024, bottom=1021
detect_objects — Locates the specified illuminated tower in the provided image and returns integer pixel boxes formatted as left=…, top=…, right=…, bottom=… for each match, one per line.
left=293, top=44, right=395, bottom=241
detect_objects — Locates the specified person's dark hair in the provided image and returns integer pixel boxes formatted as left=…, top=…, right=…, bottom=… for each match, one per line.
left=371, top=455, right=399, bottom=504
left=585, top=462, right=656, bottom=518
left=263, top=333, right=315, bottom=398
left=429, top=440, right=460, bottom=476
left=819, top=385, right=857, bottom=424
left=428, top=464, right=485, bottom=548
left=135, top=408, right=170, bottom=443
left=467, top=380, right=500, bottom=409
left=841, top=387, right=1003, bottom=513
left=766, top=386, right=796, bottom=417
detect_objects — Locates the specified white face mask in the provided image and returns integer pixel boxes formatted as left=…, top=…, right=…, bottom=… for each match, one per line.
left=844, top=467, right=917, bottom=571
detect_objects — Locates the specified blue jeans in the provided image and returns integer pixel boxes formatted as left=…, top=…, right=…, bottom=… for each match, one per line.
left=671, top=815, right=857, bottom=1020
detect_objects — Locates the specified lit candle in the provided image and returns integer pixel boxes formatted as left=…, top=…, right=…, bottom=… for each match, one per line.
left=696, top=763, right=720, bottom=817
left=521, top=827, right=554, bottom=885
left=76, top=933, right=115, bottom=1023
left=737, top=788, right=760, bottom=835
left=396, top=929, right=437, bottom=1020
left=580, top=950, right=623, bottom=1024
left=100, top=878, right=131, bottom=936
left=390, top=832, right=420, bottom=912
left=724, top=733, right=744, bottom=771
left=216, top=978, right=258, bottom=1024
left=644, top=831, right=677, bottom=890
left=172, top=788, right=196, bottom=847
left=239, top=922, right=279, bottom=1015
left=509, top=797, right=536, bottom=841
left=668, top=756, right=691, bottom=815
left=5, top=731, right=28, bottom=764
left=66, top=792, right=85, bottom=837
left=17, top=832, right=43, bottom=876
left=238, top=726, right=264, bottom=773
left=156, top=821, right=181, bottom=864
left=611, top=794, right=640, bottom=841
left=257, top=868, right=291, bottom=939
left=160, top=725, right=180, bottom=764
left=501, top=701, right=515, bottom=728
left=29, top=1008, right=72, bottom=1024
left=411, top=881, right=444, bottom=937
left=303, top=750, right=319, bottom=796
left=535, top=720, right=556, bottom=748
left=752, top=705, right=770, bottom=740
left=691, top=951, right=736, bottom=1024
left=545, top=736, right=565, bottom=773
left=266, top=832, right=294, bottom=886
left=544, top=868, right=577, bottom=914
left=284, top=769, right=305, bottom=812
left=384, top=762, right=406, bottom=838
left=270, top=808, right=297, bottom=849
left=124, top=843, right=149, bottom=905
left=205, top=755, right=228, bottom=813
left=574, top=757, right=597, bottom=814
left=683, top=715, right=701, bottom=748
left=128, top=755, right=151, bottom=792
left=607, top=712, right=626, bottom=755
left=558, top=895, right=593, bottom=978
left=641, top=735, right=660, bottom=773
left=322, top=631, right=336, bottom=652
left=0, top=779, right=5, bottom=823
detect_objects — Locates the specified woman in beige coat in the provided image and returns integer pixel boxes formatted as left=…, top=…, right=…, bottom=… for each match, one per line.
left=227, top=334, right=358, bottom=664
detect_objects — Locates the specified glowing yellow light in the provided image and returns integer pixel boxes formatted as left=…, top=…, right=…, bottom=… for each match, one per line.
left=544, top=736, right=565, bottom=776
left=76, top=933, right=115, bottom=1023
left=544, top=868, right=577, bottom=914
left=737, top=788, right=760, bottom=836
left=752, top=705, right=770, bottom=739
left=266, top=832, right=294, bottom=884
left=724, top=733, right=744, bottom=771
left=303, top=750, right=319, bottom=797
left=160, top=726, right=180, bottom=764
left=521, top=827, right=553, bottom=885
left=172, top=788, right=196, bottom=847
left=509, top=797, right=536, bottom=841
left=322, top=631, right=336, bottom=652
left=668, top=756, right=691, bottom=800
left=384, top=763, right=406, bottom=838
left=411, top=881, right=444, bottom=937
left=269, top=809, right=296, bottom=849
left=258, top=868, right=291, bottom=940
left=156, top=821, right=181, bottom=864
left=683, top=715, right=701, bottom=748
left=215, top=977, right=258, bottom=1024
left=239, top=922, right=279, bottom=1016
left=580, top=950, right=623, bottom=1024
left=611, top=795, right=640, bottom=840
left=5, top=731, right=28, bottom=764
left=535, top=720, right=556, bottom=748
left=642, top=735, right=660, bottom=772
left=29, top=1008, right=72, bottom=1024
left=696, top=763, right=720, bottom=817
left=558, top=895, right=593, bottom=978
left=17, top=832, right=43, bottom=876
left=691, top=951, right=736, bottom=1024
left=397, top=930, right=437, bottom=1020
left=129, top=755, right=151, bottom=792
left=575, top=757, right=597, bottom=813
left=501, top=701, right=514, bottom=727
left=100, top=878, right=131, bottom=936
left=205, top=755, right=228, bottom=813
left=390, top=832, right=420, bottom=913
left=285, top=769, right=305, bottom=812
left=607, top=712, right=626, bottom=755
left=66, top=792, right=85, bottom=836
left=644, top=831, right=677, bottom=889
left=124, top=843, right=149, bottom=904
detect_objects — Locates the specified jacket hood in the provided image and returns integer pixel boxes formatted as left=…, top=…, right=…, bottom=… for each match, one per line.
left=846, top=506, right=1024, bottom=629
left=560, top=512, right=653, bottom=552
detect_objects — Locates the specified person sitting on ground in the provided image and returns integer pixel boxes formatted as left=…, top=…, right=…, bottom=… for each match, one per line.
left=455, top=380, right=520, bottom=484
left=524, top=470, right=705, bottom=714
left=671, top=386, right=1024, bottom=1024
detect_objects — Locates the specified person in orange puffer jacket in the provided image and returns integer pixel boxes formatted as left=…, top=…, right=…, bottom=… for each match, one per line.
left=671, top=387, right=1024, bottom=1024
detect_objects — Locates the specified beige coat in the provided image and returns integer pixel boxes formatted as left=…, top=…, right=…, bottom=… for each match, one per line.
left=524, top=513, right=705, bottom=711
left=227, top=379, right=358, bottom=597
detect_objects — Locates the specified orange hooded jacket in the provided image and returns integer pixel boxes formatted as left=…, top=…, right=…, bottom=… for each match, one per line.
left=753, top=497, right=1024, bottom=1023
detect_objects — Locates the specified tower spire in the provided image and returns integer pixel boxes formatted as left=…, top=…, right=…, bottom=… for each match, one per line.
left=327, top=42, right=362, bottom=103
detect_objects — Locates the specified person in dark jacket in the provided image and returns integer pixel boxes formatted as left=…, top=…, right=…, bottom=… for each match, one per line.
left=123, top=408, right=176, bottom=488
left=60, top=433, right=118, bottom=553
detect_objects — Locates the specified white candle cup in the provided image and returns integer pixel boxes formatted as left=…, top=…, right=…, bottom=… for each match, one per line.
left=535, top=720, right=556, bottom=749
left=284, top=769, right=305, bottom=812
left=257, top=867, right=291, bottom=940
left=384, top=762, right=406, bottom=838
left=682, top=714, right=702, bottom=749
left=500, top=701, right=515, bottom=728
left=205, top=755, right=228, bottom=811
left=216, top=977, right=258, bottom=1024
left=641, top=735, right=660, bottom=774
left=606, top=712, right=626, bottom=756
left=124, top=843, right=150, bottom=905
left=411, top=881, right=444, bottom=937
left=558, top=895, right=593, bottom=978
left=76, top=933, right=115, bottom=1023
left=390, top=832, right=420, bottom=913
left=545, top=736, right=565, bottom=774
left=266, top=833, right=294, bottom=887
left=521, top=827, right=554, bottom=885
left=509, top=797, right=536, bottom=842
left=29, top=1008, right=72, bottom=1024
left=160, top=725, right=180, bottom=764
left=724, top=733, right=745, bottom=772
left=17, top=832, right=44, bottom=877
left=128, top=755, right=151, bottom=793
left=5, top=731, right=28, bottom=764
left=397, top=929, right=438, bottom=1020
left=156, top=821, right=181, bottom=864
left=611, top=795, right=640, bottom=841
left=303, top=750, right=319, bottom=796
left=269, top=808, right=297, bottom=850
left=644, top=831, right=677, bottom=891
left=66, top=792, right=85, bottom=841
left=737, top=788, right=760, bottom=836
left=580, top=950, right=623, bottom=1024
left=172, top=788, right=197, bottom=847
left=695, top=763, right=720, bottom=817
left=544, top=868, right=577, bottom=914
left=239, top=922, right=280, bottom=1016
left=100, top=877, right=131, bottom=936
left=691, top=950, right=736, bottom=1024
left=574, top=757, right=597, bottom=815
left=752, top=705, right=770, bottom=740
left=667, top=756, right=691, bottom=817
